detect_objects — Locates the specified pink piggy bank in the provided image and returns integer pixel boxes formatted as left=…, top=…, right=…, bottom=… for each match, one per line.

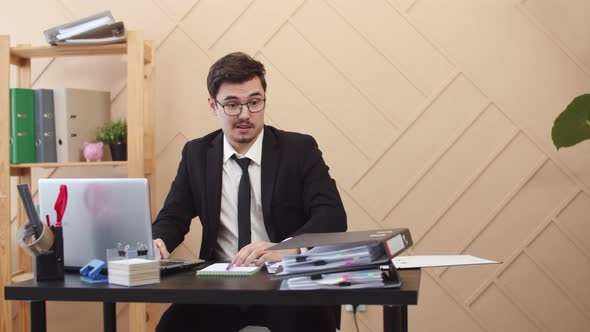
left=83, top=142, right=104, bottom=162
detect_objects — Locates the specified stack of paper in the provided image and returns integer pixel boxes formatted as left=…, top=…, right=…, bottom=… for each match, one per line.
left=196, top=263, right=262, bottom=277
left=43, top=11, right=126, bottom=45
left=108, top=258, right=160, bottom=287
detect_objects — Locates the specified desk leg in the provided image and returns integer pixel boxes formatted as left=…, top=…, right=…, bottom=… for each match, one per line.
left=30, top=301, right=46, bottom=332
left=383, top=305, right=407, bottom=332
left=103, top=302, right=116, bottom=332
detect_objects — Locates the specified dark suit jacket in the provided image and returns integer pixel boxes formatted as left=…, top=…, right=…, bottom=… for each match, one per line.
left=153, top=125, right=347, bottom=260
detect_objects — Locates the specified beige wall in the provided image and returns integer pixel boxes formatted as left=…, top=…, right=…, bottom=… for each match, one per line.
left=3, top=0, right=590, bottom=331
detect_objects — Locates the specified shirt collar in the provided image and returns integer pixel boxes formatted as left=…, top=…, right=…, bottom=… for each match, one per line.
left=223, top=129, right=264, bottom=166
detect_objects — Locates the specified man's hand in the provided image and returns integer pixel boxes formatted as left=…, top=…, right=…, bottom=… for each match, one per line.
left=153, top=238, right=170, bottom=259
left=232, top=241, right=300, bottom=266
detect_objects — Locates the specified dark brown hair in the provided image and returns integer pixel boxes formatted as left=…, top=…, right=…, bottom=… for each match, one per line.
left=207, top=52, right=267, bottom=98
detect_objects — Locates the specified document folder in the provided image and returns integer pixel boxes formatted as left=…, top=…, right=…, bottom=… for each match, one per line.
left=269, top=228, right=413, bottom=258
left=270, top=228, right=413, bottom=279
left=280, top=265, right=401, bottom=290
left=43, top=11, right=116, bottom=45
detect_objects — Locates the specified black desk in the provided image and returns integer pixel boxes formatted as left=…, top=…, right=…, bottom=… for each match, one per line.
left=5, top=268, right=420, bottom=332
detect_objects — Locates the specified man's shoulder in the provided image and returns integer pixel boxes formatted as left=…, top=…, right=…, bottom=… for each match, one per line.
left=266, top=125, right=316, bottom=146
left=184, top=129, right=223, bottom=150
left=184, top=129, right=223, bottom=154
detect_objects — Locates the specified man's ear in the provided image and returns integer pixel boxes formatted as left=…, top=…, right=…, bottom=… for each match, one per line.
left=208, top=97, right=216, bottom=113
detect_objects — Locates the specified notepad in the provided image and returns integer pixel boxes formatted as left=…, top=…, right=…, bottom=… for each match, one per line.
left=195, top=263, right=262, bottom=277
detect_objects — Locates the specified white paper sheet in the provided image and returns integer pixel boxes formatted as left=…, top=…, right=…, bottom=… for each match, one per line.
left=392, top=255, right=499, bottom=269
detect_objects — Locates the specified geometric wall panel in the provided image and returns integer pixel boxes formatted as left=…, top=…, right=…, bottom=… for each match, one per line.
left=5, top=0, right=590, bottom=331
left=500, top=254, right=590, bottom=331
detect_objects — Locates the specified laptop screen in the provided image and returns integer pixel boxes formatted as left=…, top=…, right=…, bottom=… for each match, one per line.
left=38, top=178, right=155, bottom=269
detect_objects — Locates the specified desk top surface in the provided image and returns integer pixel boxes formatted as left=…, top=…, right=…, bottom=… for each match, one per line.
left=5, top=268, right=421, bottom=305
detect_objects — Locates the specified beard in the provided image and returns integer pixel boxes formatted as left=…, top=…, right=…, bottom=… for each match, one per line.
left=231, top=121, right=259, bottom=143
left=234, top=135, right=255, bottom=144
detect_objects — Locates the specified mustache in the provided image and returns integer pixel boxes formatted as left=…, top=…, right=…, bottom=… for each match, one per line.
left=234, top=121, right=253, bottom=127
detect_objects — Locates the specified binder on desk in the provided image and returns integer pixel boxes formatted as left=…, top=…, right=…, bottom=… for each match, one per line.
left=10, top=88, right=35, bottom=164
left=53, top=88, right=110, bottom=162
left=34, top=89, right=57, bottom=163
left=280, top=266, right=401, bottom=290
left=271, top=228, right=413, bottom=279
left=270, top=228, right=413, bottom=257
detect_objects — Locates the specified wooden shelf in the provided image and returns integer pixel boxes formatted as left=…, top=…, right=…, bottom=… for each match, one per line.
left=10, top=161, right=127, bottom=168
left=11, top=272, right=33, bottom=283
left=9, top=161, right=127, bottom=176
left=1, top=31, right=155, bottom=332
left=9, top=42, right=152, bottom=65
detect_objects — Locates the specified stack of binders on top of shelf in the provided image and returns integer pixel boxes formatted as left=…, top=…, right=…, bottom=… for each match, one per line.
left=269, top=228, right=413, bottom=290
left=43, top=10, right=125, bottom=45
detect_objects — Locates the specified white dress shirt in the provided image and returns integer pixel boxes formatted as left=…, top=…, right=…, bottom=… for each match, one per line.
left=216, top=131, right=269, bottom=261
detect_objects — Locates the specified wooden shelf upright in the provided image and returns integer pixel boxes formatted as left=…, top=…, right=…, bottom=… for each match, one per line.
left=0, top=31, right=155, bottom=332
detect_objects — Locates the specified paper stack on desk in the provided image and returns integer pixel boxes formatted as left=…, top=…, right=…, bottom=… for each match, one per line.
left=108, top=258, right=160, bottom=287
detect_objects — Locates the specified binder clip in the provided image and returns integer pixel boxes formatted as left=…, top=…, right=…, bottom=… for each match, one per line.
left=113, top=242, right=150, bottom=259
left=80, top=259, right=108, bottom=283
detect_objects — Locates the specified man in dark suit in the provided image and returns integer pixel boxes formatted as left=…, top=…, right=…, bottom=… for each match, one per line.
left=153, top=52, right=347, bottom=332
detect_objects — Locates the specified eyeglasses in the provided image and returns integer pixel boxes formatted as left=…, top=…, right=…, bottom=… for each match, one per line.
left=215, top=98, right=266, bottom=116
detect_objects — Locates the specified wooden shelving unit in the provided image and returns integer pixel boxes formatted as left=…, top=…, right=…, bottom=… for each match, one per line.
left=0, top=32, right=155, bottom=332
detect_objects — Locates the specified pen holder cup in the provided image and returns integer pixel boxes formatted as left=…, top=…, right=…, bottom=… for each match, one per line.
left=34, top=226, right=64, bottom=282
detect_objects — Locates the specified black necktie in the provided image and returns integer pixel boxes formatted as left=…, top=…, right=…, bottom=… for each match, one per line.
left=232, top=155, right=252, bottom=250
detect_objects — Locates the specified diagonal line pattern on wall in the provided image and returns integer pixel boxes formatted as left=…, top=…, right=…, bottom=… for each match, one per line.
left=491, top=278, right=546, bottom=330
left=325, top=0, right=427, bottom=97
left=258, top=49, right=372, bottom=161
left=462, top=187, right=578, bottom=306
left=407, top=123, right=520, bottom=246
left=285, top=21, right=401, bottom=130
left=522, top=247, right=590, bottom=321
left=351, top=70, right=461, bottom=190
left=445, top=157, right=549, bottom=265
left=13, top=0, right=590, bottom=331
left=206, top=0, right=256, bottom=50
left=405, top=247, right=489, bottom=332
left=377, top=100, right=493, bottom=227
left=553, top=195, right=590, bottom=260
left=517, top=2, right=590, bottom=77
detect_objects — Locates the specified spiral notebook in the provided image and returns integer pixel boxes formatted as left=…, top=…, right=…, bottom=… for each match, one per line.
left=195, top=263, right=262, bottom=277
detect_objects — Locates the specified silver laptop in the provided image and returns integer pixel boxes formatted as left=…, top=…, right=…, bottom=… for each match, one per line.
left=38, top=178, right=203, bottom=273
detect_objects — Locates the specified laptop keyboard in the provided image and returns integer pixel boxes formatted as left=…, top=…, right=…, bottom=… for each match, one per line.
left=160, top=260, right=182, bottom=267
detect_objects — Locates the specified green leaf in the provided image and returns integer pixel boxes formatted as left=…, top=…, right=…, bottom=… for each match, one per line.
left=95, top=120, right=127, bottom=145
left=552, top=94, right=590, bottom=150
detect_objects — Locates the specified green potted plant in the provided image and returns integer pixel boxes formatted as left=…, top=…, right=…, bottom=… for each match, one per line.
left=552, top=94, right=590, bottom=149
left=96, top=120, right=127, bottom=161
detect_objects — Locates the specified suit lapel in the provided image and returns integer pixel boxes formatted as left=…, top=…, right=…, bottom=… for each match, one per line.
left=206, top=132, right=224, bottom=238
left=261, top=126, right=279, bottom=241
